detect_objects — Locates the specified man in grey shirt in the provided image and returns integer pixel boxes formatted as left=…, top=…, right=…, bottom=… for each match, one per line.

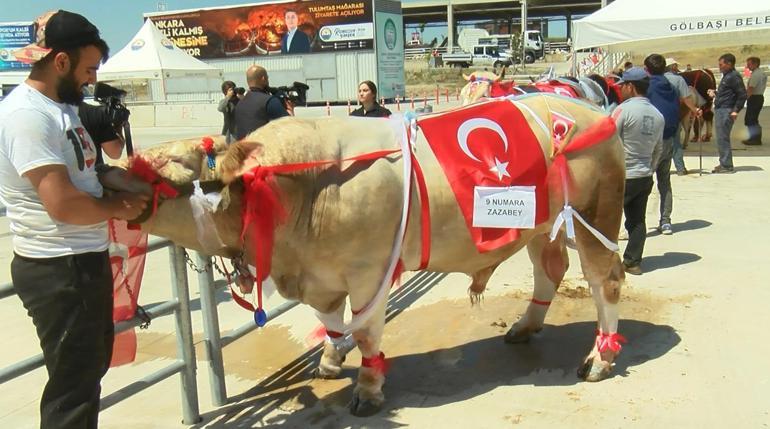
left=712, top=53, right=747, bottom=173
left=612, top=67, right=664, bottom=275
left=743, top=56, right=767, bottom=145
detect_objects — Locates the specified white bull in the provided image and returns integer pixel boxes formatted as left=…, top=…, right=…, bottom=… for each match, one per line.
left=104, top=95, right=626, bottom=416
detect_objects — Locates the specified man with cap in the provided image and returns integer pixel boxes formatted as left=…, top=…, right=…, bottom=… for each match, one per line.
left=664, top=57, right=701, bottom=176
left=612, top=66, right=664, bottom=275
left=0, top=10, right=149, bottom=428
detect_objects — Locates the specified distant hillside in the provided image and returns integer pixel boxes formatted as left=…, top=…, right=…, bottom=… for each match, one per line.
left=629, top=45, right=770, bottom=70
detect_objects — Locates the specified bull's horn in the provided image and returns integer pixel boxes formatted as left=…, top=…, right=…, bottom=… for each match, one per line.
left=463, top=73, right=472, bottom=81
left=499, top=66, right=507, bottom=80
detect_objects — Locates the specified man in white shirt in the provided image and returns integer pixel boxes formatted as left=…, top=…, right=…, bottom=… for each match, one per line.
left=743, top=56, right=767, bottom=145
left=0, top=10, right=148, bottom=428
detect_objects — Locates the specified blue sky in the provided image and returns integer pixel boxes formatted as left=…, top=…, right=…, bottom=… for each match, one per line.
left=2, top=1, right=275, bottom=54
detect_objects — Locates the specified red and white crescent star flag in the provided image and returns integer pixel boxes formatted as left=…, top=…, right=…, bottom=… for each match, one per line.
left=534, top=80, right=580, bottom=98
left=418, top=99, right=549, bottom=252
left=108, top=219, right=149, bottom=367
left=551, top=110, right=576, bottom=144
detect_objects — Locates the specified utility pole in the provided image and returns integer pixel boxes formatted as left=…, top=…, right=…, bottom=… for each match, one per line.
left=520, top=0, right=527, bottom=66
left=447, top=0, right=454, bottom=53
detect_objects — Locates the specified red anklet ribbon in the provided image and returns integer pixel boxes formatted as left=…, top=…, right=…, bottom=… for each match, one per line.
left=595, top=332, right=627, bottom=353
left=531, top=298, right=552, bottom=306
left=361, top=352, right=389, bottom=375
left=326, top=330, right=344, bottom=339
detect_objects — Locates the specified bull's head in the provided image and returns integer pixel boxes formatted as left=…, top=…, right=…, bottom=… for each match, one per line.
left=459, top=70, right=504, bottom=106
left=99, top=135, right=244, bottom=257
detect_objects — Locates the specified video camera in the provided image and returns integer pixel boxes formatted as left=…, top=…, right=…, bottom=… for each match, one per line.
left=93, top=82, right=134, bottom=156
left=93, top=82, right=131, bottom=128
left=268, top=82, right=310, bottom=106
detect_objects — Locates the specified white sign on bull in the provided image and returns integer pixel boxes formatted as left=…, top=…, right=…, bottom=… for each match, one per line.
left=473, top=186, right=536, bottom=229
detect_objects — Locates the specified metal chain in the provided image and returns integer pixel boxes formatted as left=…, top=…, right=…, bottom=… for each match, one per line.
left=182, top=249, right=212, bottom=273
left=182, top=248, right=237, bottom=279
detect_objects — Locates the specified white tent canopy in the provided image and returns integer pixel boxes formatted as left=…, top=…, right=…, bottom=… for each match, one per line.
left=99, top=19, right=222, bottom=81
left=573, top=0, right=770, bottom=53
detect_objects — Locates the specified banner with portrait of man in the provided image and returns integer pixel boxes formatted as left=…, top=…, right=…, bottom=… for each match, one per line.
left=146, top=1, right=374, bottom=59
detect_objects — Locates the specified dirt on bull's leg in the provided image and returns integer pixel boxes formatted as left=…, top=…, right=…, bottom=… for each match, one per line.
left=468, top=264, right=498, bottom=306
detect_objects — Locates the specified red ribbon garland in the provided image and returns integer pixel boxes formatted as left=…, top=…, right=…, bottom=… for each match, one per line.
left=126, top=156, right=179, bottom=230
left=239, top=149, right=402, bottom=317
left=595, top=331, right=627, bottom=353
left=361, top=351, right=389, bottom=375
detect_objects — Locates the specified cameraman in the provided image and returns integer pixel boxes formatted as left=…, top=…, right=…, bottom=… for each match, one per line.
left=234, top=65, right=288, bottom=140
left=79, top=101, right=125, bottom=164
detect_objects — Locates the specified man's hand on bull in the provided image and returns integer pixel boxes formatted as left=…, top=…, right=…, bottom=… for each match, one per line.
left=109, top=191, right=150, bottom=221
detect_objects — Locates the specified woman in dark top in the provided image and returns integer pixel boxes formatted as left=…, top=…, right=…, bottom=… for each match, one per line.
left=350, top=80, right=391, bottom=118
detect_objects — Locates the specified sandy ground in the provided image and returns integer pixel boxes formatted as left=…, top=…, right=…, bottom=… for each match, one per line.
left=1, top=106, right=770, bottom=428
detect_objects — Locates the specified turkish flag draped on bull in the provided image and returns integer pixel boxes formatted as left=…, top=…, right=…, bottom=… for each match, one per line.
left=418, top=99, right=549, bottom=252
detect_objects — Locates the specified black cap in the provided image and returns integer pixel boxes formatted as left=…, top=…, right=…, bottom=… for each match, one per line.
left=44, top=10, right=102, bottom=50
left=10, top=10, right=104, bottom=64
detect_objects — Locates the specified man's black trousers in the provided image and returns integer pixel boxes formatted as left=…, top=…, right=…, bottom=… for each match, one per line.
left=12, top=251, right=114, bottom=429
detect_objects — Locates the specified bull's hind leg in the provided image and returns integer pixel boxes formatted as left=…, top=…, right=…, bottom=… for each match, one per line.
left=314, top=303, right=348, bottom=379
left=573, top=207, right=625, bottom=382
left=505, top=231, right=569, bottom=343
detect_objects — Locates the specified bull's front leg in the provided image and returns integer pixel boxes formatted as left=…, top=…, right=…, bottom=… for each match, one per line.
left=313, top=304, right=349, bottom=379
left=347, top=294, right=388, bottom=417
left=505, top=232, right=568, bottom=343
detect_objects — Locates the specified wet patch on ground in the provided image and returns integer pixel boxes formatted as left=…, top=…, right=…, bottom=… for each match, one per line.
left=137, top=279, right=694, bottom=427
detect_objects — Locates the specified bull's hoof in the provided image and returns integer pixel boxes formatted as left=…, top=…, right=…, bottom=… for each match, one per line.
left=577, top=358, right=611, bottom=382
left=503, top=325, right=539, bottom=344
left=348, top=393, right=383, bottom=417
left=314, top=357, right=345, bottom=379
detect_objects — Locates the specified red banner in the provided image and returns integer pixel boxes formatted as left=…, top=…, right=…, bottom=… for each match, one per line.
left=108, top=219, right=149, bottom=367
left=418, top=99, right=549, bottom=252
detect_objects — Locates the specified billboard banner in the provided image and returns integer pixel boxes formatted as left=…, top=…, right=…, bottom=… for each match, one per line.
left=374, top=10, right=404, bottom=99
left=0, top=23, right=35, bottom=71
left=147, top=1, right=374, bottom=59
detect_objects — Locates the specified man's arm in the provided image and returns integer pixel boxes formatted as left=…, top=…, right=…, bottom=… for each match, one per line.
left=746, top=73, right=757, bottom=97
left=732, top=73, right=747, bottom=114
left=24, top=165, right=148, bottom=224
left=266, top=96, right=290, bottom=119
left=100, top=133, right=125, bottom=160
left=217, top=91, right=234, bottom=113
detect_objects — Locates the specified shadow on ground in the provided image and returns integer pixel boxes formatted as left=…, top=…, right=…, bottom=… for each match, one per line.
left=192, top=318, right=679, bottom=429
left=642, top=252, right=702, bottom=273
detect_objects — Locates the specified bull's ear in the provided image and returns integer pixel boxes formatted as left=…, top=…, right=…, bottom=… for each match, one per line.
left=220, top=141, right=263, bottom=184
